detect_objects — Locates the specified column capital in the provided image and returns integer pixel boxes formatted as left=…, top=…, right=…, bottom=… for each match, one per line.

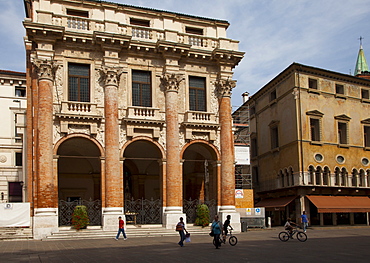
left=32, top=59, right=58, bottom=81
left=215, top=78, right=236, bottom=98
left=161, top=73, right=183, bottom=93
left=100, top=66, right=123, bottom=88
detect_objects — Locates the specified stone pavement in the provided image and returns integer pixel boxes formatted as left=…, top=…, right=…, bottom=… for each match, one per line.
left=1, top=227, right=370, bottom=262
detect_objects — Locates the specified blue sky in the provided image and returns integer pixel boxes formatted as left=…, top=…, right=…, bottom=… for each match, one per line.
left=1, top=0, right=370, bottom=108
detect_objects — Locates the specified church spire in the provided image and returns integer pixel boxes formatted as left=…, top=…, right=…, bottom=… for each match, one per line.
left=355, top=36, right=369, bottom=76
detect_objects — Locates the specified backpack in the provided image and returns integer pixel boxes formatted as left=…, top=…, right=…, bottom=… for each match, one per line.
left=175, top=222, right=183, bottom=231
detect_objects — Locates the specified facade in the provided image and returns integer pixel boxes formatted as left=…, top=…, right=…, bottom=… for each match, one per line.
left=246, top=62, right=370, bottom=226
left=0, top=70, right=26, bottom=204
left=23, top=0, right=244, bottom=238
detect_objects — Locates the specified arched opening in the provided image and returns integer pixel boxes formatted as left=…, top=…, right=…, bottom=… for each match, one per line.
left=182, top=141, right=218, bottom=223
left=57, top=136, right=102, bottom=226
left=123, top=139, right=162, bottom=224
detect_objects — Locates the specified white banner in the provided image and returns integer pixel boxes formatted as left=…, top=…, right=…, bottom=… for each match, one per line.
left=0, top=203, right=30, bottom=227
left=235, top=146, right=250, bottom=165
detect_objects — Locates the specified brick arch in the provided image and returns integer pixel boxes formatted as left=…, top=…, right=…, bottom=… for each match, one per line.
left=53, top=133, right=105, bottom=157
left=120, top=136, right=165, bottom=158
left=180, top=139, right=220, bottom=161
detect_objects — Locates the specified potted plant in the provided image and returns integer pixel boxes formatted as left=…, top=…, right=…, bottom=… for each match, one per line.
left=71, top=205, right=89, bottom=230
left=194, top=204, right=210, bottom=227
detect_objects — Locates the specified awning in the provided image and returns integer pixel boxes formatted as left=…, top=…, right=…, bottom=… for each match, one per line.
left=255, top=196, right=296, bottom=211
left=307, top=195, right=370, bottom=213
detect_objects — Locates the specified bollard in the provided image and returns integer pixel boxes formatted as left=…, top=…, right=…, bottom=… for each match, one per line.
left=267, top=217, right=271, bottom=229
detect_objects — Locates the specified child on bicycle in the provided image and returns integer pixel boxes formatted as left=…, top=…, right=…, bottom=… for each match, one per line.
left=284, top=218, right=297, bottom=237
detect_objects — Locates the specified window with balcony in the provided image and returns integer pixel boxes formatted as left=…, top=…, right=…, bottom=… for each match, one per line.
left=67, top=9, right=89, bottom=30
left=132, top=70, right=151, bottom=107
left=68, top=63, right=90, bottom=102
left=364, top=126, right=370, bottom=147
left=310, top=118, right=321, bottom=142
left=189, top=76, right=206, bottom=112
left=338, top=122, right=348, bottom=145
left=15, top=86, right=26, bottom=97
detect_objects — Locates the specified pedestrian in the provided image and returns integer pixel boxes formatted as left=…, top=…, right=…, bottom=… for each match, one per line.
left=222, top=215, right=233, bottom=242
left=301, top=211, right=309, bottom=232
left=176, top=217, right=188, bottom=247
left=115, top=216, right=127, bottom=240
left=211, top=215, right=222, bottom=249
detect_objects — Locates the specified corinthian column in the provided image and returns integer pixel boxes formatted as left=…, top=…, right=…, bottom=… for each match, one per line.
left=32, top=59, right=59, bottom=239
left=101, top=67, right=123, bottom=230
left=161, top=73, right=185, bottom=229
left=215, top=78, right=241, bottom=231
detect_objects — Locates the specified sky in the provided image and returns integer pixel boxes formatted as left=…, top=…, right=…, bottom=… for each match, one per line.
left=1, top=0, right=370, bottom=108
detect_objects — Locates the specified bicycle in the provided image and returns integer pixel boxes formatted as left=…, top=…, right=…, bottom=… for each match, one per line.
left=278, top=226, right=307, bottom=242
left=213, top=228, right=238, bottom=246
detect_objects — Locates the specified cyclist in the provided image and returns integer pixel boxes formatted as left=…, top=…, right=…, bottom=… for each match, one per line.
left=223, top=215, right=233, bottom=242
left=284, top=218, right=297, bottom=237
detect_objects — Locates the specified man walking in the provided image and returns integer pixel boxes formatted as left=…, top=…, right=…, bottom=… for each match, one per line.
left=301, top=211, right=309, bottom=232
left=115, top=216, right=127, bottom=240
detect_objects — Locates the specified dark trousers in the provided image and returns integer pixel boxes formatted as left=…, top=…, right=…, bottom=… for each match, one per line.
left=178, top=230, right=185, bottom=246
left=213, top=234, right=221, bottom=248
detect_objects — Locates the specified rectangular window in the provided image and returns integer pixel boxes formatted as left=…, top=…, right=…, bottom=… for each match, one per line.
left=130, top=18, right=150, bottom=27
left=271, top=126, right=279, bottom=149
left=68, top=63, right=90, bottom=102
left=8, top=182, right=22, bottom=202
left=364, top=126, right=370, bottom=147
left=67, top=9, right=88, bottom=18
left=132, top=70, right=152, bottom=107
left=251, top=138, right=257, bottom=157
left=309, top=78, right=318, bottom=90
left=362, top=89, right=369, bottom=99
left=270, top=90, right=277, bottom=101
left=338, top=122, right=348, bottom=144
left=189, top=76, right=206, bottom=112
left=15, top=152, right=22, bottom=166
left=335, top=84, right=344, bottom=95
left=310, top=118, right=320, bottom=141
left=252, top=166, right=259, bottom=185
left=185, top=27, right=203, bottom=35
left=15, top=86, right=26, bottom=97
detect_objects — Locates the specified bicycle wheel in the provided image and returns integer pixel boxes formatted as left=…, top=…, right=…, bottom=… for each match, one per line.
left=278, top=231, right=290, bottom=242
left=296, top=231, right=307, bottom=242
left=229, top=236, right=238, bottom=246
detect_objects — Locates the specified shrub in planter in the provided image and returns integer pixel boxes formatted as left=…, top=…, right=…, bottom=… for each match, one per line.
left=194, top=204, right=210, bottom=227
left=72, top=205, right=89, bottom=230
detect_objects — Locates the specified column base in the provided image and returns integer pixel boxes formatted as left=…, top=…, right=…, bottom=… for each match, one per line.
left=163, top=206, right=185, bottom=230
left=102, top=207, right=124, bottom=231
left=33, top=208, right=59, bottom=240
left=218, top=206, right=241, bottom=233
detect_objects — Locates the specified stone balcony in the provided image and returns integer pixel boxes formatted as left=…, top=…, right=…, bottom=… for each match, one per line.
left=182, top=111, right=219, bottom=141
left=56, top=101, right=102, bottom=135
left=48, top=14, right=239, bottom=51
left=123, top=106, right=164, bottom=139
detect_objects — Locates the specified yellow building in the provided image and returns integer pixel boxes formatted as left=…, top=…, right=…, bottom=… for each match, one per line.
left=246, top=62, right=370, bottom=226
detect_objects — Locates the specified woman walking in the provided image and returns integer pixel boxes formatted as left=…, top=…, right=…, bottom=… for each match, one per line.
left=211, top=215, right=222, bottom=249
left=176, top=217, right=188, bottom=247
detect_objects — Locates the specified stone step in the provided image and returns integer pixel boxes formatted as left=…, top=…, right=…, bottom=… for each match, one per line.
left=0, top=228, right=33, bottom=241
left=44, top=225, right=211, bottom=241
